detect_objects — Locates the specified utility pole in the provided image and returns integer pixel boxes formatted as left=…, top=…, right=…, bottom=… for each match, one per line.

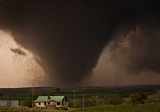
left=74, top=90, right=75, bottom=108
left=7, top=85, right=9, bottom=106
left=32, top=84, right=34, bottom=108
left=83, top=94, right=84, bottom=108
left=73, top=90, right=77, bottom=108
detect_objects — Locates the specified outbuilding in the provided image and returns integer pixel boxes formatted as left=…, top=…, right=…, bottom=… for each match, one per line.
left=0, top=100, right=19, bottom=106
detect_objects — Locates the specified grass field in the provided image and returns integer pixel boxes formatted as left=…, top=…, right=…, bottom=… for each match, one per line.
left=0, top=103, right=160, bottom=112
left=70, top=103, right=160, bottom=112
left=0, top=85, right=160, bottom=111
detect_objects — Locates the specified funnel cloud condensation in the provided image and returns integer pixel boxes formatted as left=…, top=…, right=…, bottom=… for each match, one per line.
left=0, top=0, right=160, bottom=86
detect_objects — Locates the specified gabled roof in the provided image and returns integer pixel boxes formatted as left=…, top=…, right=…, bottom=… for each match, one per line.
left=34, top=96, right=67, bottom=102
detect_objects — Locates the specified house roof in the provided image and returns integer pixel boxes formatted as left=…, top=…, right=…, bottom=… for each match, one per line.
left=34, top=96, right=66, bottom=102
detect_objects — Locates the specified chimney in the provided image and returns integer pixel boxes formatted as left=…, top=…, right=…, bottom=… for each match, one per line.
left=48, top=95, right=50, bottom=99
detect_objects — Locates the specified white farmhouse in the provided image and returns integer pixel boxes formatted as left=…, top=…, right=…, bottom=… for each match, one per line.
left=34, top=96, right=68, bottom=109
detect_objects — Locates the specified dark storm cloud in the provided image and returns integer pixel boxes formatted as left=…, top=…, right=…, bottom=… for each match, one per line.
left=0, top=0, right=160, bottom=86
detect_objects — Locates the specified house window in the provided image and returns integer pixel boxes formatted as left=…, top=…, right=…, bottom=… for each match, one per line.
left=48, top=102, right=50, bottom=104
left=57, top=102, right=60, bottom=105
left=38, top=102, right=41, bottom=105
left=44, top=102, right=46, bottom=105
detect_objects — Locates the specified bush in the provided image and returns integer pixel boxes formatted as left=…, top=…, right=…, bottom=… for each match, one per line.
left=72, top=95, right=125, bottom=108
left=75, top=96, right=103, bottom=108
left=23, top=98, right=32, bottom=107
left=145, top=90, right=160, bottom=103
left=104, top=95, right=124, bottom=105
left=129, top=93, right=147, bottom=104
left=68, top=100, right=74, bottom=108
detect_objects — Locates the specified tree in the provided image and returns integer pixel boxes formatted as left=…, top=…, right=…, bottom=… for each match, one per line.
left=104, top=95, right=124, bottom=105
left=129, top=93, right=146, bottom=104
left=56, top=88, right=60, bottom=92
left=146, top=90, right=160, bottom=103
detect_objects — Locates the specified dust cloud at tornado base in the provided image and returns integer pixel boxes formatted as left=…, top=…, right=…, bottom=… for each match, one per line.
left=87, top=17, right=160, bottom=86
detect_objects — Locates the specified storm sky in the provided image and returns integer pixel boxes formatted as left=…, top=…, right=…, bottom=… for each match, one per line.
left=0, top=0, right=160, bottom=87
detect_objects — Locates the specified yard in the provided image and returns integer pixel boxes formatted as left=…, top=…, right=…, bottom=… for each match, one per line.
left=0, top=103, right=160, bottom=112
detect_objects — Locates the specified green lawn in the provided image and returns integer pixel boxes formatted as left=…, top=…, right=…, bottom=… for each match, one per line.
left=69, top=103, right=160, bottom=112
left=0, top=103, right=160, bottom=112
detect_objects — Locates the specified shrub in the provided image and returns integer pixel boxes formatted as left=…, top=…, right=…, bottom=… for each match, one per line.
left=23, top=98, right=32, bottom=107
left=145, top=90, right=160, bottom=103
left=75, top=96, right=103, bottom=108
left=104, top=95, right=124, bottom=105
left=129, top=93, right=146, bottom=104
